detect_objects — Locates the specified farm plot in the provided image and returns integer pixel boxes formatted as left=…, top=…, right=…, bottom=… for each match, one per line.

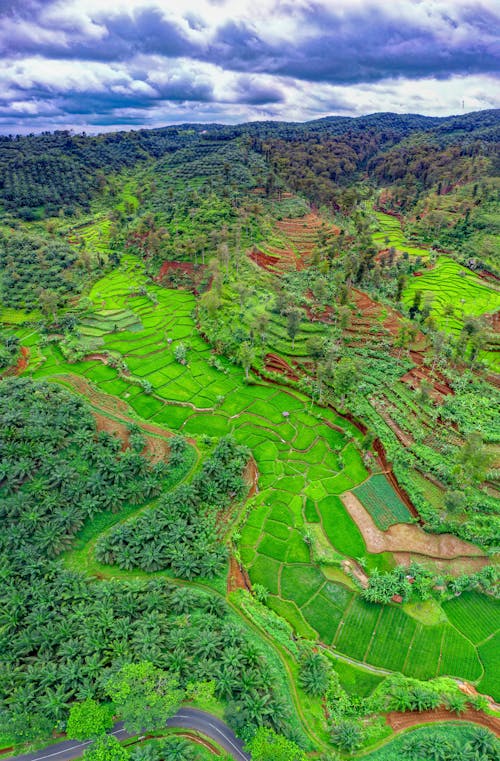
left=403, top=256, right=500, bottom=370
left=443, top=592, right=500, bottom=645
left=372, top=211, right=429, bottom=258
left=352, top=474, right=413, bottom=529
left=18, top=253, right=498, bottom=697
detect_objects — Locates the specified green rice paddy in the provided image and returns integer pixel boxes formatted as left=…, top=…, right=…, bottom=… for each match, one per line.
left=372, top=211, right=429, bottom=258
left=9, top=253, right=500, bottom=699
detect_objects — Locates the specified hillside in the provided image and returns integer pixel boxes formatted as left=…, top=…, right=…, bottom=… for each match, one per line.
left=0, top=111, right=499, bottom=761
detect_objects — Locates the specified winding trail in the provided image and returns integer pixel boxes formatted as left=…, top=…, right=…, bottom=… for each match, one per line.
left=1, top=709, right=250, bottom=761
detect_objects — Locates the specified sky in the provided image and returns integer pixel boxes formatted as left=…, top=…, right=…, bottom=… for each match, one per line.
left=1, top=0, right=499, bottom=134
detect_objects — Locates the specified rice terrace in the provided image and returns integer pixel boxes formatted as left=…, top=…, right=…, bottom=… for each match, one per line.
left=0, top=90, right=499, bottom=761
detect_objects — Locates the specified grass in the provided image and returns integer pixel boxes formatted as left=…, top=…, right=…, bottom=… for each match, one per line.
left=353, top=474, right=413, bottom=529
left=477, top=633, right=500, bottom=698
left=317, top=495, right=366, bottom=556
left=326, top=656, right=385, bottom=696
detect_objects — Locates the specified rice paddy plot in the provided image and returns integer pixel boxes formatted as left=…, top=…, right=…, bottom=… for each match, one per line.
left=403, top=256, right=500, bottom=335
left=372, top=211, right=429, bottom=258
left=443, top=592, right=500, bottom=645
left=366, top=606, right=417, bottom=673
left=477, top=633, right=500, bottom=700
left=334, top=598, right=381, bottom=661
left=438, top=627, right=482, bottom=682
left=352, top=474, right=413, bottom=529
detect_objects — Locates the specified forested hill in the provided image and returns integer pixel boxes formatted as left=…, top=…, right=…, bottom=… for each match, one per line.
left=1, top=109, right=498, bottom=220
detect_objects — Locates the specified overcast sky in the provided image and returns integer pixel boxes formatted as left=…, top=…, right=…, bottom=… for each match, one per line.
left=1, top=0, right=499, bottom=134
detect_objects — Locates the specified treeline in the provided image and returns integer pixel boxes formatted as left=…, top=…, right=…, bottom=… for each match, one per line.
left=96, top=436, right=250, bottom=578
left=3, top=109, right=497, bottom=219
left=0, top=127, right=198, bottom=218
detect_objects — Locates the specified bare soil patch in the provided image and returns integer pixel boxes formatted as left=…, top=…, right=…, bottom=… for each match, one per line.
left=249, top=247, right=281, bottom=272
left=386, top=708, right=500, bottom=736
left=227, top=554, right=252, bottom=594
left=264, top=352, right=299, bottom=381
left=244, top=456, right=259, bottom=499
left=94, top=412, right=130, bottom=449
left=340, top=492, right=485, bottom=562
left=156, top=261, right=207, bottom=293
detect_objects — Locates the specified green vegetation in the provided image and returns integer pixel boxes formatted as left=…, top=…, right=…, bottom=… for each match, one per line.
left=0, top=111, right=499, bottom=758
left=353, top=474, right=413, bottom=529
left=362, top=724, right=500, bottom=761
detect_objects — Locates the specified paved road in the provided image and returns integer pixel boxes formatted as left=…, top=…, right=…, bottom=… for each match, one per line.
left=2, top=708, right=251, bottom=761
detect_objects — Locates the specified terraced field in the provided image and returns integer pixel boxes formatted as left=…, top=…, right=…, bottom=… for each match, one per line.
left=403, top=256, right=500, bottom=371
left=12, top=254, right=500, bottom=699
left=372, top=211, right=429, bottom=258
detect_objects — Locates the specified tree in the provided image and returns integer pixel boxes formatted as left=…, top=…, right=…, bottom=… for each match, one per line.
left=38, top=288, right=59, bottom=320
left=247, top=727, right=307, bottom=761
left=238, top=342, right=255, bottom=381
left=330, top=720, right=364, bottom=752
left=299, top=652, right=330, bottom=697
left=286, top=308, right=302, bottom=350
left=105, top=662, right=184, bottom=733
left=66, top=699, right=114, bottom=740
left=333, top=357, right=357, bottom=404
left=83, top=735, right=128, bottom=761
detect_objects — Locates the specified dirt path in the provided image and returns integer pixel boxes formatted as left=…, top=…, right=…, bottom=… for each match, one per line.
left=340, top=492, right=486, bottom=565
left=386, top=707, right=500, bottom=736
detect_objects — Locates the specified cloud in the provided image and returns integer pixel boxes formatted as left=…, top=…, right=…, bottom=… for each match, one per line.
left=0, top=0, right=498, bottom=132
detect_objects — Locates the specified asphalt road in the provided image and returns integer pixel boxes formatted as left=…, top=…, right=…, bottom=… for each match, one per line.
left=2, top=708, right=251, bottom=761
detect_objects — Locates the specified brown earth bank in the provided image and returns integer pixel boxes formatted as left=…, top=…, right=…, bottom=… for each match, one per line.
left=56, top=374, right=197, bottom=454
left=244, top=456, right=259, bottom=499
left=155, top=261, right=207, bottom=292
left=1, top=345, right=30, bottom=377
left=264, top=352, right=299, bottom=381
left=93, top=411, right=171, bottom=464
left=227, top=555, right=252, bottom=594
left=340, top=492, right=486, bottom=567
left=386, top=708, right=500, bottom=736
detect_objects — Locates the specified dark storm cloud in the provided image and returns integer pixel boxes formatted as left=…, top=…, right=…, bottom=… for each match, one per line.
left=0, top=1, right=498, bottom=132
left=208, top=6, right=500, bottom=84
left=2, top=2, right=498, bottom=81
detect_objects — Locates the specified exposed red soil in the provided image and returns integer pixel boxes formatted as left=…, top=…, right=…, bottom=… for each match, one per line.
left=176, top=732, right=221, bottom=755
left=156, top=260, right=207, bottom=293
left=487, top=311, right=500, bottom=334
left=227, top=554, right=252, bottom=594
left=264, top=352, right=299, bottom=381
left=478, top=268, right=500, bottom=284
left=84, top=352, right=109, bottom=364
left=249, top=247, right=281, bottom=272
left=1, top=346, right=29, bottom=377
left=400, top=364, right=454, bottom=402
left=250, top=212, right=338, bottom=273
left=92, top=411, right=171, bottom=464
left=386, top=708, right=500, bottom=736
left=244, top=456, right=259, bottom=498
left=94, top=412, right=130, bottom=450
left=16, top=346, right=29, bottom=374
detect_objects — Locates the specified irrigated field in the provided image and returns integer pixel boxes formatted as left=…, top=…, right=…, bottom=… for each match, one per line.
left=403, top=256, right=500, bottom=371
left=372, top=211, right=429, bottom=258
left=11, top=254, right=499, bottom=699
